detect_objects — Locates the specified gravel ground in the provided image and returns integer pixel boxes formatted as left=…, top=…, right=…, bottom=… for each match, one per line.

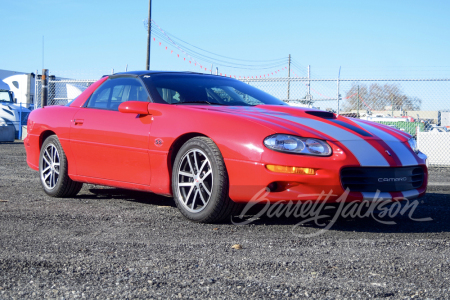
left=0, top=141, right=449, bottom=299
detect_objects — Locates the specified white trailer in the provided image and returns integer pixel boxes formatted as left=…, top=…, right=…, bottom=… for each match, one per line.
left=2, top=73, right=35, bottom=108
left=0, top=79, right=31, bottom=139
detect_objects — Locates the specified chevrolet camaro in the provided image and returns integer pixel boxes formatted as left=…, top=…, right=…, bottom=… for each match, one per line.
left=24, top=71, right=428, bottom=222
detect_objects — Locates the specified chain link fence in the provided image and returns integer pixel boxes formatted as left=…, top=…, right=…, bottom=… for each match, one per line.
left=35, top=79, right=96, bottom=107
left=35, top=77, right=450, bottom=167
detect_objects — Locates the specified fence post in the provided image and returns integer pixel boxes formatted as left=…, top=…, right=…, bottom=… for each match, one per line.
left=307, top=65, right=311, bottom=96
left=41, top=69, right=48, bottom=107
left=287, top=54, right=291, bottom=100
left=19, top=103, right=22, bottom=140
left=336, top=77, right=340, bottom=115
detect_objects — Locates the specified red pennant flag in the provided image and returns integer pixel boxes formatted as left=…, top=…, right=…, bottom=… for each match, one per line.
left=153, top=37, right=155, bottom=41
left=189, top=61, right=191, bottom=64
left=271, top=73, right=273, bottom=75
left=205, top=68, right=207, bottom=71
left=165, top=46, right=167, bottom=50
left=220, top=73, right=222, bottom=76
left=200, top=65, right=202, bottom=68
left=177, top=54, right=179, bottom=57
left=171, top=50, right=173, bottom=54
left=184, top=58, right=185, bottom=60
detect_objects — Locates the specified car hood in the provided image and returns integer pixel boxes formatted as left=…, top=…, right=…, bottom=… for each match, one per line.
left=190, top=105, right=411, bottom=142
left=186, top=104, right=419, bottom=167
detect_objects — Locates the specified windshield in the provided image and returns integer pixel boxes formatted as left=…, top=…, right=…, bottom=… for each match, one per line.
left=0, top=91, right=13, bottom=103
left=140, top=74, right=286, bottom=106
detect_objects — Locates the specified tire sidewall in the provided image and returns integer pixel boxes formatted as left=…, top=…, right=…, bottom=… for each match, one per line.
left=172, top=138, right=228, bottom=222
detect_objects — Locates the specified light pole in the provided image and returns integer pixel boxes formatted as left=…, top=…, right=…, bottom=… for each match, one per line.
left=146, top=0, right=152, bottom=70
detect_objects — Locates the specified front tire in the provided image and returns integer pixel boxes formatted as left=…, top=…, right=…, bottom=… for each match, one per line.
left=172, top=137, right=239, bottom=223
left=39, top=135, right=82, bottom=197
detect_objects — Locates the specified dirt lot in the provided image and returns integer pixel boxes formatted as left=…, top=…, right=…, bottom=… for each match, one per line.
left=1, top=141, right=449, bottom=299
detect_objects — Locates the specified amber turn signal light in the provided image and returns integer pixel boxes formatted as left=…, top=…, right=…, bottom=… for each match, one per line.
left=266, top=165, right=315, bottom=175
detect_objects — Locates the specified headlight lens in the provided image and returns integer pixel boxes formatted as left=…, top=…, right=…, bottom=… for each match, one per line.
left=264, top=134, right=332, bottom=156
left=408, top=137, right=419, bottom=153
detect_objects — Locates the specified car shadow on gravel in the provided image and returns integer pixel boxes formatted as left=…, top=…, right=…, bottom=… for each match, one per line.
left=231, top=192, right=450, bottom=234
left=0, top=142, right=20, bottom=145
left=75, top=187, right=449, bottom=234
left=81, top=187, right=177, bottom=207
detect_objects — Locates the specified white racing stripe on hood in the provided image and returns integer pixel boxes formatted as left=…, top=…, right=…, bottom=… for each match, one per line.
left=353, top=120, right=418, bottom=166
left=275, top=115, right=390, bottom=167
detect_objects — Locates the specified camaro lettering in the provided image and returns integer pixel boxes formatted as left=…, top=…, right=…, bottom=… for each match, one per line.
left=378, top=177, right=407, bottom=182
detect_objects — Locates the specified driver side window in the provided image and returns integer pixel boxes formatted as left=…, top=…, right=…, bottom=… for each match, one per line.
left=87, top=78, right=150, bottom=110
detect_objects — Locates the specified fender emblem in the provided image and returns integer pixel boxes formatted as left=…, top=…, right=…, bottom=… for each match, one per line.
left=155, top=138, right=163, bottom=147
left=385, top=150, right=391, bottom=156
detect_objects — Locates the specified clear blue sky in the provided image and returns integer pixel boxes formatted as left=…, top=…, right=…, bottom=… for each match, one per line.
left=2, top=0, right=450, bottom=80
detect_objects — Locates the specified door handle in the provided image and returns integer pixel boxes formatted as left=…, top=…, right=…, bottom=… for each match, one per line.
left=72, top=119, right=84, bottom=125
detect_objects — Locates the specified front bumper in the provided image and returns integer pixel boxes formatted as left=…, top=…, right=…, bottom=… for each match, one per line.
left=225, top=143, right=427, bottom=203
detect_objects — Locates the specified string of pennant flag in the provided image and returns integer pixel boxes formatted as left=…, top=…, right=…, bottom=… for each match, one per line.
left=152, top=36, right=289, bottom=79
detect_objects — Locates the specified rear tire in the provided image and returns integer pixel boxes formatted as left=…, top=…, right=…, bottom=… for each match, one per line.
left=39, top=135, right=82, bottom=197
left=172, top=137, right=240, bottom=223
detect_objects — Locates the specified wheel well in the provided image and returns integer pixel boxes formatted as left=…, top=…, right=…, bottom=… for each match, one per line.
left=168, top=132, right=208, bottom=176
left=39, top=130, right=56, bottom=149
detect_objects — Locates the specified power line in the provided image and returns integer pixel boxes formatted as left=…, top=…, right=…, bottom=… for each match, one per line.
left=148, top=19, right=286, bottom=64
left=149, top=21, right=288, bottom=70
left=151, top=29, right=287, bottom=68
left=151, top=29, right=288, bottom=70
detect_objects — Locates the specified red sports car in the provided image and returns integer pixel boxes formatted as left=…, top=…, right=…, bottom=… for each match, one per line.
left=24, top=71, right=428, bottom=222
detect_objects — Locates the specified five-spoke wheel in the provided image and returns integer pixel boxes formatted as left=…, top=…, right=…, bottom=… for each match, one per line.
left=40, top=143, right=60, bottom=190
left=172, top=137, right=240, bottom=223
left=39, top=135, right=83, bottom=197
left=177, top=148, right=213, bottom=213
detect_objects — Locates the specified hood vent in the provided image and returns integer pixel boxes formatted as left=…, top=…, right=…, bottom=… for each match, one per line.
left=305, top=111, right=335, bottom=119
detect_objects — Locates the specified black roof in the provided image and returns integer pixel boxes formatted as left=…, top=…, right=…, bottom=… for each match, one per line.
left=111, top=70, right=216, bottom=77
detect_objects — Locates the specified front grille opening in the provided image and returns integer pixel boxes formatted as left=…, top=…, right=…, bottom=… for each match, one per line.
left=340, top=166, right=425, bottom=193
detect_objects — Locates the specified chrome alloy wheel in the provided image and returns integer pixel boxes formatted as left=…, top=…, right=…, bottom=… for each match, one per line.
left=177, top=149, right=213, bottom=213
left=40, top=143, right=60, bottom=190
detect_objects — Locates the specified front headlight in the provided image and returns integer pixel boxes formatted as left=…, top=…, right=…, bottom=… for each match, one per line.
left=264, top=134, right=332, bottom=156
left=408, top=137, right=419, bottom=154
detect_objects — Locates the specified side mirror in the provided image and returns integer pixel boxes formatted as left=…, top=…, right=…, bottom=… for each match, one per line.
left=119, top=101, right=150, bottom=115
left=14, top=98, right=17, bottom=104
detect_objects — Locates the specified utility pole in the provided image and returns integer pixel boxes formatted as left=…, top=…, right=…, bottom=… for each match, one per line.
left=41, top=69, right=48, bottom=108
left=287, top=54, right=291, bottom=100
left=146, top=0, right=152, bottom=70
